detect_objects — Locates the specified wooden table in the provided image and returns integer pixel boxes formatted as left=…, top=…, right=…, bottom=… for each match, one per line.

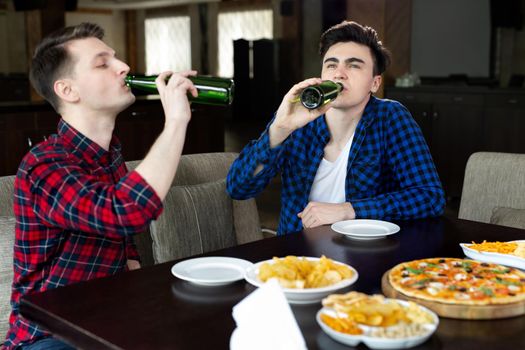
left=20, top=216, right=525, bottom=350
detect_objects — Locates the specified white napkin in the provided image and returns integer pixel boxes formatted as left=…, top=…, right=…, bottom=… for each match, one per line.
left=231, top=279, right=307, bottom=350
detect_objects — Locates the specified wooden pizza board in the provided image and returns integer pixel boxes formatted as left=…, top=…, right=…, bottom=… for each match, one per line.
left=381, top=269, right=525, bottom=320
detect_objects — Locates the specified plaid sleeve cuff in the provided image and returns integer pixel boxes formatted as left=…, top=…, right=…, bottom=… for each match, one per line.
left=116, top=170, right=163, bottom=220
left=253, top=129, right=284, bottom=166
left=126, top=236, right=141, bottom=262
left=351, top=198, right=384, bottom=219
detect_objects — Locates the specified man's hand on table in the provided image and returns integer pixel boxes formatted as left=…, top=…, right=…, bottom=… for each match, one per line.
left=127, top=259, right=141, bottom=270
left=298, top=201, right=356, bottom=228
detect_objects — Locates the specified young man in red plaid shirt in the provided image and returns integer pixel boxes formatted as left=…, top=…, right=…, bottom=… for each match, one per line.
left=3, top=23, right=197, bottom=349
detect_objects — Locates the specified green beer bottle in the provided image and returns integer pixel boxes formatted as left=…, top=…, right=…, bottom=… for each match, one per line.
left=300, top=80, right=343, bottom=109
left=124, top=75, right=234, bottom=106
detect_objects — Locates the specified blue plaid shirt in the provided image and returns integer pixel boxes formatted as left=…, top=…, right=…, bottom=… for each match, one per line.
left=226, top=96, right=445, bottom=235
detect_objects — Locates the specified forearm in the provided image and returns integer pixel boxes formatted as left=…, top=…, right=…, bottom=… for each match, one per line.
left=352, top=186, right=445, bottom=220
left=268, top=120, right=293, bottom=149
left=227, top=133, right=282, bottom=199
left=134, top=120, right=188, bottom=201
left=134, top=70, right=195, bottom=200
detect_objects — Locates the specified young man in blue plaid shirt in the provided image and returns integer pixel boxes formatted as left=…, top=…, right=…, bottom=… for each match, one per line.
left=226, top=21, right=445, bottom=235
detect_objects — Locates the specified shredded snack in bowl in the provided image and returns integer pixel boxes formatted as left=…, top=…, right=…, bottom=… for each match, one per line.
left=468, top=240, right=525, bottom=258
left=468, top=240, right=518, bottom=254
left=257, top=255, right=354, bottom=289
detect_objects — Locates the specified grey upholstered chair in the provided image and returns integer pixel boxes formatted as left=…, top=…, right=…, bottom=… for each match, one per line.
left=0, top=216, right=15, bottom=339
left=0, top=175, right=15, bottom=217
left=458, top=152, right=525, bottom=229
left=0, top=174, right=16, bottom=338
left=126, top=152, right=263, bottom=264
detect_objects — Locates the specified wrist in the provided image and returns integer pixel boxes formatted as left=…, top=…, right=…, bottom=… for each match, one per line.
left=164, top=118, right=189, bottom=131
left=344, top=202, right=356, bottom=220
left=269, top=121, right=293, bottom=148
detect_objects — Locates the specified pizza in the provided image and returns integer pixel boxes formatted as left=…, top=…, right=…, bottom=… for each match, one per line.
left=388, top=258, right=525, bottom=305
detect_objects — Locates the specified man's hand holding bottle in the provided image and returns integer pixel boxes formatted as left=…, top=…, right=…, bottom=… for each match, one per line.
left=155, top=70, right=198, bottom=127
left=269, top=78, right=334, bottom=148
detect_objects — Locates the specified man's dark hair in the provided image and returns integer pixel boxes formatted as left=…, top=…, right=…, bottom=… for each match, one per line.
left=319, top=21, right=391, bottom=76
left=29, top=22, right=105, bottom=112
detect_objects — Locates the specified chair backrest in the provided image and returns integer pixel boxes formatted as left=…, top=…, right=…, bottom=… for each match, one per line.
left=0, top=216, right=16, bottom=338
left=126, top=152, right=262, bottom=264
left=0, top=176, right=16, bottom=337
left=0, top=175, right=15, bottom=217
left=459, top=152, right=525, bottom=226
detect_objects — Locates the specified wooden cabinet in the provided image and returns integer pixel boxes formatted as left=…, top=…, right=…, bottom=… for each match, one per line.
left=0, top=98, right=226, bottom=176
left=0, top=108, right=58, bottom=176
left=385, top=87, right=522, bottom=200
left=115, top=100, right=226, bottom=162
left=484, top=94, right=525, bottom=153
left=431, top=93, right=485, bottom=198
left=115, top=102, right=165, bottom=162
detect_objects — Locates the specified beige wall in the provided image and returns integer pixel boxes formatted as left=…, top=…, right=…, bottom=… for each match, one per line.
left=66, top=10, right=127, bottom=62
left=0, top=5, right=27, bottom=74
left=0, top=6, right=127, bottom=75
left=302, top=0, right=323, bottom=79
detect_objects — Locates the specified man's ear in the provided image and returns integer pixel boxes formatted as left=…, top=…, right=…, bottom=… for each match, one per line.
left=54, top=79, right=79, bottom=103
left=370, top=75, right=382, bottom=94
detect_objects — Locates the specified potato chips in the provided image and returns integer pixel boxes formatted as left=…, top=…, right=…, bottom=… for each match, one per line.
left=257, top=255, right=354, bottom=289
left=321, top=292, right=434, bottom=330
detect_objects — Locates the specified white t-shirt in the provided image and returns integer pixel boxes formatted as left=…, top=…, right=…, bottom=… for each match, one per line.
left=308, top=134, right=354, bottom=203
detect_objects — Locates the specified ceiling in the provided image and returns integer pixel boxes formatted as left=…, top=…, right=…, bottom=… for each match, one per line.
left=78, top=0, right=221, bottom=10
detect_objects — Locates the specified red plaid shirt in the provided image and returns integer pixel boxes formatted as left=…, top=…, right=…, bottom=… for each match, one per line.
left=3, top=119, right=163, bottom=349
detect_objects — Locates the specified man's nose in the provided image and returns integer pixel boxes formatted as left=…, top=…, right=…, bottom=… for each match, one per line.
left=333, top=65, right=347, bottom=79
left=117, top=60, right=130, bottom=76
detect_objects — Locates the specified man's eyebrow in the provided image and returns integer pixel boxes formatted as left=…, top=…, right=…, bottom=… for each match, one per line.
left=91, top=51, right=115, bottom=62
left=346, top=57, right=365, bottom=64
left=323, top=57, right=339, bottom=64
left=323, top=57, right=366, bottom=64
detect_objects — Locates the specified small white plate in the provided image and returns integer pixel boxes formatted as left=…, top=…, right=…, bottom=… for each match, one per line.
left=331, top=219, right=400, bottom=240
left=460, top=240, right=525, bottom=270
left=229, top=328, right=244, bottom=350
left=171, top=257, right=254, bottom=286
left=244, top=257, right=358, bottom=304
left=317, top=300, right=439, bottom=349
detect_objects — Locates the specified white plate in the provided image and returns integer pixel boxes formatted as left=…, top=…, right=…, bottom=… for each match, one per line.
left=316, top=300, right=439, bottom=349
left=244, top=257, right=358, bottom=304
left=171, top=257, right=254, bottom=286
left=460, top=240, right=525, bottom=270
left=229, top=328, right=244, bottom=350
left=331, top=219, right=400, bottom=240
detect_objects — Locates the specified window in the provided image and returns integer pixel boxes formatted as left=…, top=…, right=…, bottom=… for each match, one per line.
left=218, top=9, right=273, bottom=78
left=145, top=16, right=191, bottom=75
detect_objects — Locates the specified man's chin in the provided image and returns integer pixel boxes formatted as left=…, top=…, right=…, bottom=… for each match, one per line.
left=120, top=94, right=136, bottom=111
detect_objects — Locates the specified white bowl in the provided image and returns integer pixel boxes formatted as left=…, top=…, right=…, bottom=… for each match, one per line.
left=316, top=300, right=439, bottom=349
left=460, top=240, right=525, bottom=270
left=244, top=257, right=358, bottom=304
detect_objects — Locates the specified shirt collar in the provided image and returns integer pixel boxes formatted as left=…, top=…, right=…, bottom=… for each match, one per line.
left=58, top=119, right=121, bottom=164
left=315, top=95, right=378, bottom=142
left=360, top=95, right=378, bottom=128
left=314, top=115, right=331, bottom=144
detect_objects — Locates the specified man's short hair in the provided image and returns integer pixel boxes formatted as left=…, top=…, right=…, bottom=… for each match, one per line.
left=319, top=21, right=391, bottom=76
left=29, top=22, right=105, bottom=112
